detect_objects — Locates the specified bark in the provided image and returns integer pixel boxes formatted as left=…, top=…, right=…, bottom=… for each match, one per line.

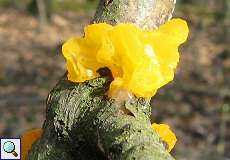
left=93, top=0, right=176, bottom=29
left=28, top=0, right=177, bottom=159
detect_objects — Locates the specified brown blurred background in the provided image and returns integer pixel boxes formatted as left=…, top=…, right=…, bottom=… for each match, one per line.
left=0, top=0, right=229, bottom=159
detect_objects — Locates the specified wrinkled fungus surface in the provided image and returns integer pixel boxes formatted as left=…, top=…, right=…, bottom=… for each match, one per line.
left=152, top=123, right=177, bottom=152
left=62, top=18, right=189, bottom=97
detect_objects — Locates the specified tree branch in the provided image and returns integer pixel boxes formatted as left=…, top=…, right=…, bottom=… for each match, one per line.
left=93, top=0, right=176, bottom=29
left=28, top=0, right=177, bottom=159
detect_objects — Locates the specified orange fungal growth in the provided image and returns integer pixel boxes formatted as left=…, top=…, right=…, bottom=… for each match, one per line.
left=151, top=123, right=177, bottom=152
left=62, top=18, right=189, bottom=97
left=21, top=128, right=43, bottom=160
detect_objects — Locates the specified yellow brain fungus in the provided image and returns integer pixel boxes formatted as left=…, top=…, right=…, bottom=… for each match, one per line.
left=62, top=18, right=189, bottom=97
left=151, top=123, right=177, bottom=152
left=21, top=128, right=43, bottom=160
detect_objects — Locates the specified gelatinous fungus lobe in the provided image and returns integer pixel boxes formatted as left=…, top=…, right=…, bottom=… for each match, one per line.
left=62, top=18, right=189, bottom=98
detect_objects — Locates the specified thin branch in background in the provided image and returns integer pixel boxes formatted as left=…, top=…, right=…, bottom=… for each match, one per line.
left=217, top=103, right=230, bottom=157
left=36, top=0, right=47, bottom=31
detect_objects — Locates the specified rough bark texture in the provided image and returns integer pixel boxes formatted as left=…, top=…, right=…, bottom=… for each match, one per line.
left=28, top=0, right=177, bottom=159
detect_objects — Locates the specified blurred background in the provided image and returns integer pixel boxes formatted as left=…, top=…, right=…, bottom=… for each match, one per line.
left=0, top=0, right=229, bottom=159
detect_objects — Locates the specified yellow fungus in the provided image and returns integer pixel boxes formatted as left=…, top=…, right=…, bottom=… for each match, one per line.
left=151, top=123, right=177, bottom=152
left=21, top=128, right=43, bottom=160
left=62, top=18, right=189, bottom=97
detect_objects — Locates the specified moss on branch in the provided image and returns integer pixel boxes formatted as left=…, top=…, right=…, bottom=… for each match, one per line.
left=29, top=77, right=174, bottom=159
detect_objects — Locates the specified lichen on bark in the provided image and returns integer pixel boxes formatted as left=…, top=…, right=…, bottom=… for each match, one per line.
left=29, top=76, right=173, bottom=160
left=28, top=0, right=177, bottom=159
